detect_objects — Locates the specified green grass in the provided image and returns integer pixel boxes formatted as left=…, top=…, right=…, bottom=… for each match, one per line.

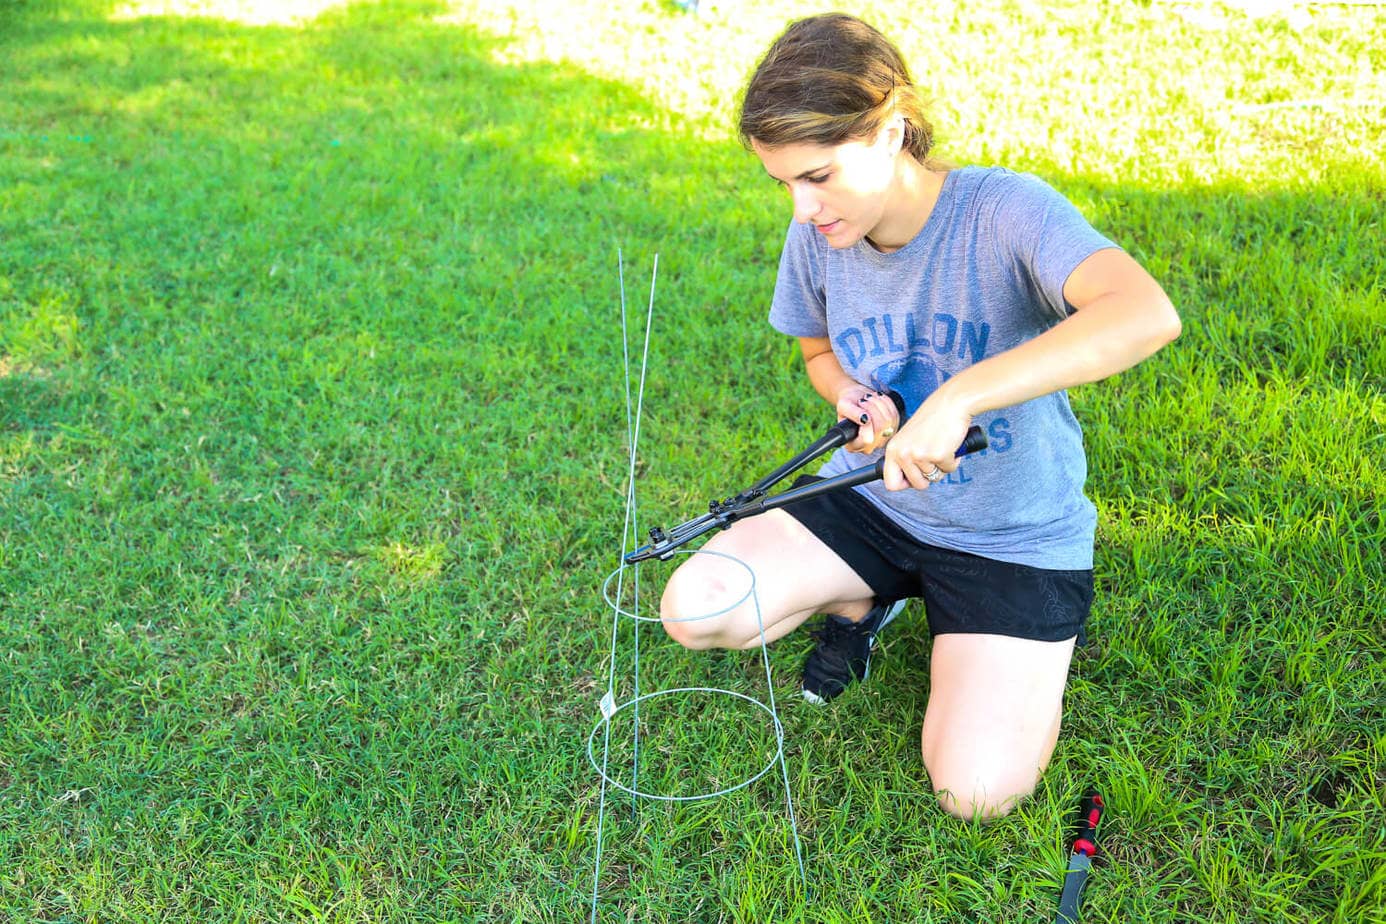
left=1, top=0, right=1383, bottom=921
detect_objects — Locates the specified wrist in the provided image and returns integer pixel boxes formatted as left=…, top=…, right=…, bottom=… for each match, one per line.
left=833, top=380, right=866, bottom=403
left=932, top=376, right=981, bottom=419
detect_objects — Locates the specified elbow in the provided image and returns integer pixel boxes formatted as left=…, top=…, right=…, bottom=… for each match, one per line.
left=1111, top=297, right=1181, bottom=372
left=1136, top=296, right=1180, bottom=357
left=1156, top=297, right=1182, bottom=349
left=1158, top=296, right=1180, bottom=343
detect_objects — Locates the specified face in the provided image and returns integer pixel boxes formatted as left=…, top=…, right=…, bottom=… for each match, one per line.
left=751, top=127, right=898, bottom=249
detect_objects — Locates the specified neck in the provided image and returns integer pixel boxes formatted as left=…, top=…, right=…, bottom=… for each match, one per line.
left=865, top=156, right=945, bottom=253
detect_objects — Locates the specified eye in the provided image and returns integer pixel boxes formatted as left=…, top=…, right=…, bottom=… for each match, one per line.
left=807, top=173, right=830, bottom=184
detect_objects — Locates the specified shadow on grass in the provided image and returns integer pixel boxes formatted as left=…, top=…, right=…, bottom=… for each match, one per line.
left=0, top=1, right=1382, bottom=922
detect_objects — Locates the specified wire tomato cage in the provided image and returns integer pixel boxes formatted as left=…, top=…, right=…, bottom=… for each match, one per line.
left=585, top=252, right=806, bottom=922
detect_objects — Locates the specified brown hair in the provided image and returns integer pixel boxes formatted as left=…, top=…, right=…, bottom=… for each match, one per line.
left=738, top=13, right=934, bottom=161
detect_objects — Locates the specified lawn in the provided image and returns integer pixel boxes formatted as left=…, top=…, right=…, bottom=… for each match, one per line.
left=1, top=0, right=1383, bottom=921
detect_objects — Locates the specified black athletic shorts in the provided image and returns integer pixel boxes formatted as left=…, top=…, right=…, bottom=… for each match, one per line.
left=782, top=476, right=1093, bottom=645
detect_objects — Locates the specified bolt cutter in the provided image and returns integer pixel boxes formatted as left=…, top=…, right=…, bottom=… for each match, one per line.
left=624, top=396, right=987, bottom=564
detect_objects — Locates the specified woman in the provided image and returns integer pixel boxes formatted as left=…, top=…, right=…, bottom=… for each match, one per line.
left=659, top=13, right=1180, bottom=822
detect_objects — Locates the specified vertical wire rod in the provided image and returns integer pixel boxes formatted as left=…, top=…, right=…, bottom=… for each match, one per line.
left=628, top=253, right=658, bottom=811
left=754, top=593, right=807, bottom=888
left=590, top=249, right=629, bottom=923
left=590, top=251, right=659, bottom=923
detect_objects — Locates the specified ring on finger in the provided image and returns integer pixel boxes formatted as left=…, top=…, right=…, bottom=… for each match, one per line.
left=881, top=427, right=895, bottom=439
left=924, top=465, right=945, bottom=483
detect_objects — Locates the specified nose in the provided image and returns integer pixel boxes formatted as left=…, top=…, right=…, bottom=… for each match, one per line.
left=789, top=182, right=821, bottom=224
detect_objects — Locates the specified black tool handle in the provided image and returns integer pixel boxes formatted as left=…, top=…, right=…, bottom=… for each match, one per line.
left=747, top=418, right=855, bottom=496
left=836, top=394, right=987, bottom=456
left=1055, top=859, right=1091, bottom=924
left=757, top=424, right=987, bottom=513
left=624, top=397, right=982, bottom=563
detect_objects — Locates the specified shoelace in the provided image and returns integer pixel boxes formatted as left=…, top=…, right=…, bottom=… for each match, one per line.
left=806, top=619, right=870, bottom=675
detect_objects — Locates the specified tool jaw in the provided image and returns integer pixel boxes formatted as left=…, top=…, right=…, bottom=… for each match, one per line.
left=622, top=490, right=767, bottom=564
left=623, top=511, right=723, bottom=564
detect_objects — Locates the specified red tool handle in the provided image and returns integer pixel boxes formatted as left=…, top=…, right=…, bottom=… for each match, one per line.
left=1072, top=792, right=1104, bottom=857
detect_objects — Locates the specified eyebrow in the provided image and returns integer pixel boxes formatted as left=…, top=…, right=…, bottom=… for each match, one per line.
left=764, top=162, right=833, bottom=182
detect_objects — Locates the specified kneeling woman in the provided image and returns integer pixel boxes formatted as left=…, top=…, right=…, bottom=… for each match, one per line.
left=659, top=13, right=1180, bottom=822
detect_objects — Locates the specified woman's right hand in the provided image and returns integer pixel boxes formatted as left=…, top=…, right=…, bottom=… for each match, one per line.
left=835, top=384, right=901, bottom=454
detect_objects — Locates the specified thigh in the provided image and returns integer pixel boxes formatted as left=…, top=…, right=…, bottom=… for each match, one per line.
left=658, top=509, right=877, bottom=650
left=921, top=633, right=1075, bottom=820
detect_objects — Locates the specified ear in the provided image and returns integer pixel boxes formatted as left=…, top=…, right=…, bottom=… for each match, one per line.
left=879, top=113, right=906, bottom=156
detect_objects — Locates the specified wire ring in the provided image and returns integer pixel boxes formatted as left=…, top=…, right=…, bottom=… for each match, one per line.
left=586, top=687, right=785, bottom=802
left=602, top=548, right=756, bottom=624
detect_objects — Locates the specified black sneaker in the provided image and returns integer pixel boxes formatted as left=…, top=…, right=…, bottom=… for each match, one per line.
left=800, top=599, right=908, bottom=704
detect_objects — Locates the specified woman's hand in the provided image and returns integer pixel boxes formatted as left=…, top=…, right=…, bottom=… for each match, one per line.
left=881, top=393, right=973, bottom=490
left=835, top=384, right=901, bottom=454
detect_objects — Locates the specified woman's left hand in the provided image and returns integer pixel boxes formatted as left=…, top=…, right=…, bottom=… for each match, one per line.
left=881, top=395, right=973, bottom=491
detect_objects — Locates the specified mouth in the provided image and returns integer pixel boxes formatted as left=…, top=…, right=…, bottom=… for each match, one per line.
left=815, top=220, right=842, bottom=234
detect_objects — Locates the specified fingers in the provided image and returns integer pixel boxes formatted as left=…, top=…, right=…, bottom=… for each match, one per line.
left=886, top=460, right=947, bottom=491
left=888, top=460, right=944, bottom=490
left=852, top=390, right=901, bottom=453
left=835, top=387, right=904, bottom=453
left=835, top=386, right=872, bottom=451
left=884, top=446, right=957, bottom=491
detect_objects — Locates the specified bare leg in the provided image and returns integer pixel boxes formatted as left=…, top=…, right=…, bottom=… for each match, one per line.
left=921, top=633, right=1076, bottom=822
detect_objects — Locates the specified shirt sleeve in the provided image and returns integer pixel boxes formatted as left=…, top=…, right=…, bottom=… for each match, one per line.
left=991, top=173, right=1120, bottom=320
left=768, top=221, right=830, bottom=338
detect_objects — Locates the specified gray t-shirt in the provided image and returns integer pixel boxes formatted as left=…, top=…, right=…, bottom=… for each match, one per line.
left=769, top=166, right=1117, bottom=569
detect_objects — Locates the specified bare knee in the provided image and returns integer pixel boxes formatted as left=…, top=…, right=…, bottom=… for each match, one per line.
left=923, top=748, right=1038, bottom=823
left=931, top=783, right=1029, bottom=823
left=658, top=568, right=740, bottom=650
left=659, top=594, right=717, bottom=649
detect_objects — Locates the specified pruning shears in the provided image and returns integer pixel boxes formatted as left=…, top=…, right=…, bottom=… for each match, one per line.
left=1055, top=791, right=1105, bottom=924
left=624, top=393, right=987, bottom=564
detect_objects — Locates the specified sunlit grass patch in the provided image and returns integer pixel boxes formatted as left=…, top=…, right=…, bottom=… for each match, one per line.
left=372, top=539, right=447, bottom=581
left=111, top=0, right=352, bottom=26
left=1, top=293, right=82, bottom=368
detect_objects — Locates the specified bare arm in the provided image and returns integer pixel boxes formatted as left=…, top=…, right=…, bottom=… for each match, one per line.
left=885, top=247, right=1182, bottom=489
